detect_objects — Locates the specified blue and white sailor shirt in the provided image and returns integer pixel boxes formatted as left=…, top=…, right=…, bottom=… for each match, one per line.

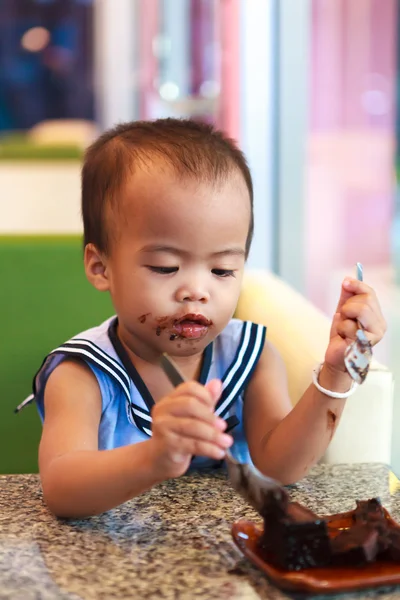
left=21, top=317, right=266, bottom=467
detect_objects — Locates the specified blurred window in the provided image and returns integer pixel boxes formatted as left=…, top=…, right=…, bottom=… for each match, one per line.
left=0, top=0, right=94, bottom=132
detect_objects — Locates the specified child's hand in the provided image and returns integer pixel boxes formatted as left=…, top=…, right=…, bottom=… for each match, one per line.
left=150, top=379, right=233, bottom=479
left=324, top=277, right=386, bottom=374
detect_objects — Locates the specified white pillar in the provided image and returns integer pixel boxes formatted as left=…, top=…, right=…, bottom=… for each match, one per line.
left=239, top=0, right=276, bottom=271
left=162, top=0, right=190, bottom=98
left=277, top=0, right=310, bottom=292
left=94, top=0, right=139, bottom=130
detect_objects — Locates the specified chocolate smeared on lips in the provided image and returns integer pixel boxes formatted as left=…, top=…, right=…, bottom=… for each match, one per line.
left=172, top=314, right=212, bottom=340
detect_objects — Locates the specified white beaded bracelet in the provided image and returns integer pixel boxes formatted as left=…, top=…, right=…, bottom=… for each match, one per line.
left=312, top=363, right=358, bottom=399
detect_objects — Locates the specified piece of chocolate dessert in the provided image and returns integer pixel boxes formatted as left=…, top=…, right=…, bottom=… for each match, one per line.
left=331, top=525, right=379, bottom=565
left=380, top=529, right=400, bottom=562
left=323, top=499, right=385, bottom=527
left=353, top=498, right=390, bottom=554
left=258, top=495, right=398, bottom=571
left=327, top=499, right=390, bottom=564
left=259, top=497, right=332, bottom=571
left=354, top=498, right=386, bottom=525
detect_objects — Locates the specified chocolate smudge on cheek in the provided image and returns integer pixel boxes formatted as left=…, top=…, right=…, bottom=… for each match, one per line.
left=154, top=316, right=170, bottom=337
left=156, top=316, right=170, bottom=326
left=169, top=334, right=178, bottom=341
left=138, top=313, right=151, bottom=324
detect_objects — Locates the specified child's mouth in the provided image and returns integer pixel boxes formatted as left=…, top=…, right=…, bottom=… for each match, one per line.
left=172, top=314, right=212, bottom=339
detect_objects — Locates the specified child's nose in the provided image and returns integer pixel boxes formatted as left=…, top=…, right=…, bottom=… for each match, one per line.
left=175, top=284, right=210, bottom=304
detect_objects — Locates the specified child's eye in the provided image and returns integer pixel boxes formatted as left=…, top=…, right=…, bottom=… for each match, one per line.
left=147, top=266, right=178, bottom=274
left=212, top=269, right=235, bottom=278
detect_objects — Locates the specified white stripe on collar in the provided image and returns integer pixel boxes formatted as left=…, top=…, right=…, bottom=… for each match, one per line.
left=222, top=320, right=253, bottom=389
left=50, top=346, right=131, bottom=401
left=62, top=339, right=129, bottom=384
left=216, top=323, right=265, bottom=416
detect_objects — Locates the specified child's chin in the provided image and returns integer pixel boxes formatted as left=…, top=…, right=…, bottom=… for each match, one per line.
left=165, top=337, right=209, bottom=355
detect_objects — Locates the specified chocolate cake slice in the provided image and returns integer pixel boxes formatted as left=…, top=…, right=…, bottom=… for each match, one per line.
left=353, top=498, right=391, bottom=554
left=331, top=525, right=379, bottom=565
left=259, top=497, right=331, bottom=571
left=257, top=495, right=398, bottom=571
left=383, top=530, right=400, bottom=562
left=354, top=498, right=386, bottom=524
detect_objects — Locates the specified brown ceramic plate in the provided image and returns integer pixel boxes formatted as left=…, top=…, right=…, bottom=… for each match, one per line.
left=232, top=509, right=400, bottom=594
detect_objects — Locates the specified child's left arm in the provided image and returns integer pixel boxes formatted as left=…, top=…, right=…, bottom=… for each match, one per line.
left=243, top=277, right=386, bottom=484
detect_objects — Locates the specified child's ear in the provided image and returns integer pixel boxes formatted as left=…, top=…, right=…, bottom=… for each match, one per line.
left=84, top=243, right=110, bottom=292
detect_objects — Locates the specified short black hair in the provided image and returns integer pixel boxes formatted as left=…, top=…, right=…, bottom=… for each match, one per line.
left=82, top=118, right=254, bottom=256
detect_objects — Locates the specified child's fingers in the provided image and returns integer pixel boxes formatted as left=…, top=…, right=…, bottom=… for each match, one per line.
left=329, top=312, right=341, bottom=339
left=338, top=297, right=386, bottom=344
left=187, top=440, right=229, bottom=461
left=335, top=278, right=376, bottom=312
left=157, top=395, right=226, bottom=428
left=166, top=417, right=233, bottom=448
left=168, top=440, right=227, bottom=463
left=340, top=298, right=382, bottom=329
left=205, top=379, right=223, bottom=404
left=335, top=317, right=359, bottom=341
left=153, top=415, right=233, bottom=462
left=335, top=285, right=355, bottom=314
left=340, top=298, right=372, bottom=323
left=342, top=278, right=376, bottom=296
left=168, top=380, right=219, bottom=409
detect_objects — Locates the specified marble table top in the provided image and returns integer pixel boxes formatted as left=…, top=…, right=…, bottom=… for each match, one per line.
left=2, top=463, right=400, bottom=599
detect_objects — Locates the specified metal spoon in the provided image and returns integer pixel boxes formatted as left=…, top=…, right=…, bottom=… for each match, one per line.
left=224, top=448, right=288, bottom=515
left=159, top=352, right=287, bottom=515
left=343, top=263, right=373, bottom=385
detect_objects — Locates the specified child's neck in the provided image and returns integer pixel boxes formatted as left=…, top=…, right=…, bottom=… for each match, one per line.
left=116, top=322, right=204, bottom=400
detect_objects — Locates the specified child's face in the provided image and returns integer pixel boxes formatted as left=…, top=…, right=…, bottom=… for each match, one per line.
left=100, top=167, right=250, bottom=359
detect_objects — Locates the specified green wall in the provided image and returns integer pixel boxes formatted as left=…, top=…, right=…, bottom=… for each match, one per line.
left=0, top=236, right=113, bottom=473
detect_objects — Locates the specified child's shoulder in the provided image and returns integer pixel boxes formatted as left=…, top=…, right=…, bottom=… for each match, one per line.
left=48, top=315, right=123, bottom=379
left=209, top=319, right=267, bottom=418
left=213, top=318, right=267, bottom=375
left=51, top=315, right=128, bottom=393
left=26, top=315, right=125, bottom=419
left=69, top=315, right=116, bottom=346
left=218, top=318, right=267, bottom=348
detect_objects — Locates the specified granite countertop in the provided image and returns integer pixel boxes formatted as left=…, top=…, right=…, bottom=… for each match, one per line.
left=1, top=463, right=400, bottom=600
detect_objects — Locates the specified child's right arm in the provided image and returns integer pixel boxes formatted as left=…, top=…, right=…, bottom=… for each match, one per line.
left=39, top=360, right=231, bottom=518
